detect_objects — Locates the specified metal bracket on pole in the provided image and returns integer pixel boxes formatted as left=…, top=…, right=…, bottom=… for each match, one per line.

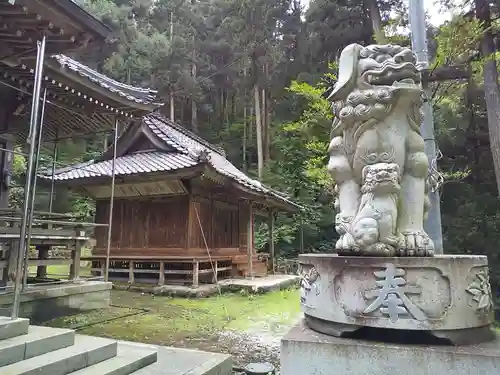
left=11, top=36, right=47, bottom=319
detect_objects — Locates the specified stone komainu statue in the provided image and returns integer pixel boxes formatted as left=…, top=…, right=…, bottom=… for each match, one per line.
left=327, top=43, right=434, bottom=257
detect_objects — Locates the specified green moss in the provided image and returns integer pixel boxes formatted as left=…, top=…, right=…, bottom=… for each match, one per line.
left=42, top=288, right=301, bottom=346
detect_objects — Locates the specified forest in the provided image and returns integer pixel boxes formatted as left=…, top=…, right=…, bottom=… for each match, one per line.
left=11, top=0, right=500, bottom=294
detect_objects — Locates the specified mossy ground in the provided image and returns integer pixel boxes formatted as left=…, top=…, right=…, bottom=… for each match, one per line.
left=42, top=287, right=301, bottom=365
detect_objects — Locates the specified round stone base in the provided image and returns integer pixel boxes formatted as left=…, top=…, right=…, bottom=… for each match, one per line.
left=299, top=254, right=494, bottom=343
left=304, top=314, right=496, bottom=345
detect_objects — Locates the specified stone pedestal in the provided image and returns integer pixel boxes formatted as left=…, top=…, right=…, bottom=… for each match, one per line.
left=280, top=320, right=500, bottom=375
left=299, top=254, right=495, bottom=345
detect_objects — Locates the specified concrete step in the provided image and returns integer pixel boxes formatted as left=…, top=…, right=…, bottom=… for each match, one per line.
left=0, top=334, right=117, bottom=375
left=68, top=343, right=157, bottom=375
left=0, top=325, right=75, bottom=367
left=0, top=317, right=29, bottom=340
left=132, top=345, right=233, bottom=375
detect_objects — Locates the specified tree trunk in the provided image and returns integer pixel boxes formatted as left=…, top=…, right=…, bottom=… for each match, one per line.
left=254, top=83, right=264, bottom=179
left=243, top=105, right=247, bottom=172
left=476, top=0, right=500, bottom=196
left=261, top=86, right=267, bottom=161
left=170, top=89, right=175, bottom=122
left=191, top=67, right=197, bottom=133
left=365, top=0, right=386, bottom=43
left=265, top=89, right=271, bottom=161
left=169, top=11, right=175, bottom=122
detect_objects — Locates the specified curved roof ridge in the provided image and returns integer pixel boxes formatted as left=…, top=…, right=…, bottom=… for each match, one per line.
left=52, top=54, right=160, bottom=106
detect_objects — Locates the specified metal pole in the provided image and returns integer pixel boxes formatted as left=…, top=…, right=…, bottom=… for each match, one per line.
left=48, top=140, right=58, bottom=213
left=11, top=36, right=46, bottom=319
left=104, top=118, right=119, bottom=282
left=22, top=87, right=47, bottom=289
left=408, top=0, right=443, bottom=254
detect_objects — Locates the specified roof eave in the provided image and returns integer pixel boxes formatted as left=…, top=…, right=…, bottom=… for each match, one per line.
left=48, top=0, right=113, bottom=41
left=44, top=60, right=158, bottom=113
left=202, top=165, right=302, bottom=213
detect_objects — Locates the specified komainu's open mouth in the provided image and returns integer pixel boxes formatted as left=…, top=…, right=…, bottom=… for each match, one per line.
left=361, top=61, right=421, bottom=87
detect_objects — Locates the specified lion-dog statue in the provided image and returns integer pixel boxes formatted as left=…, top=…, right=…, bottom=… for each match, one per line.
left=328, top=43, right=434, bottom=257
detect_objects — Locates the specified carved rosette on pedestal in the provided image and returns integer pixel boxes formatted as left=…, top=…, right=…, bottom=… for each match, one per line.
left=299, top=254, right=495, bottom=345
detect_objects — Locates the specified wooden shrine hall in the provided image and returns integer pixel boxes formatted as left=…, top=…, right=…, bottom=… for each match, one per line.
left=0, top=0, right=160, bottom=295
left=45, top=113, right=302, bottom=287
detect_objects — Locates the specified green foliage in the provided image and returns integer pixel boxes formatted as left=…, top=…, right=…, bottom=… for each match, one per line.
left=255, top=77, right=337, bottom=255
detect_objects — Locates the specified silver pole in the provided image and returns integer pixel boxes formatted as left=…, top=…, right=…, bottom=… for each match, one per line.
left=408, top=0, right=443, bottom=254
left=48, top=140, right=58, bottom=213
left=22, top=87, right=47, bottom=289
left=104, top=118, right=119, bottom=282
left=11, top=36, right=46, bottom=319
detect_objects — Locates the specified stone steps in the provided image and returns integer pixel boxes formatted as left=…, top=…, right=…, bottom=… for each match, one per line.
left=0, top=334, right=118, bottom=374
left=69, top=344, right=157, bottom=375
left=0, top=317, right=29, bottom=340
left=0, top=317, right=157, bottom=375
left=0, top=325, right=74, bottom=366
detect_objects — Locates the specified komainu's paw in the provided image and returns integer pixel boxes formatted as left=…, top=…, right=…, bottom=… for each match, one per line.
left=365, top=242, right=397, bottom=257
left=398, top=231, right=434, bottom=256
left=335, top=233, right=356, bottom=254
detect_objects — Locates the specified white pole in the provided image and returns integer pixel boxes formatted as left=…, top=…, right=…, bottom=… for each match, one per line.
left=408, top=0, right=444, bottom=254
left=11, top=36, right=46, bottom=318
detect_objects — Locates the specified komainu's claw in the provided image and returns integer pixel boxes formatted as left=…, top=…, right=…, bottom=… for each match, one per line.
left=399, top=231, right=434, bottom=257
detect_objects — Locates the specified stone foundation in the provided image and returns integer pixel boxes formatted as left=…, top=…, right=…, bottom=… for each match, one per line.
left=299, top=253, right=494, bottom=344
left=0, top=281, right=112, bottom=323
left=280, top=320, right=500, bottom=375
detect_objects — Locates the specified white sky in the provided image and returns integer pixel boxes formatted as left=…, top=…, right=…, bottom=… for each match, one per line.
left=299, top=0, right=454, bottom=26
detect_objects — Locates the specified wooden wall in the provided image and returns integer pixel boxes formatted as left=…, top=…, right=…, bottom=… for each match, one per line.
left=94, top=195, right=189, bottom=251
left=94, top=194, right=252, bottom=254
left=93, top=192, right=265, bottom=277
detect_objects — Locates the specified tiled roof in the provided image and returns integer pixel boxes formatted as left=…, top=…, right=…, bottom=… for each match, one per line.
left=52, top=54, right=161, bottom=106
left=44, top=114, right=301, bottom=210
left=49, top=152, right=198, bottom=181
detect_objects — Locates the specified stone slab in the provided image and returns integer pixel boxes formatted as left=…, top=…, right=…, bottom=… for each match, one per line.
left=114, top=275, right=299, bottom=297
left=299, top=254, right=494, bottom=338
left=67, top=342, right=157, bottom=375
left=281, top=320, right=500, bottom=375
left=0, top=325, right=74, bottom=366
left=0, top=317, right=29, bottom=340
left=0, top=281, right=112, bottom=322
left=117, top=341, right=233, bottom=375
left=0, top=334, right=117, bottom=375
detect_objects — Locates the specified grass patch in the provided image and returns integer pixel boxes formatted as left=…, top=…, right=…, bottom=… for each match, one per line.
left=42, top=288, right=301, bottom=346
left=28, top=264, right=92, bottom=279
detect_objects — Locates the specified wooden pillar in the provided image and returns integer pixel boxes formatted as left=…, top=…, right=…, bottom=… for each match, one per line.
left=158, top=261, right=165, bottom=285
left=2, top=239, right=19, bottom=286
left=128, top=261, right=134, bottom=283
left=36, top=245, right=49, bottom=278
left=192, top=260, right=199, bottom=287
left=268, top=208, right=275, bottom=275
left=0, top=135, right=14, bottom=212
left=69, top=241, right=82, bottom=280
left=212, top=260, right=218, bottom=283
left=0, top=87, right=20, bottom=214
left=247, top=203, right=253, bottom=279
left=186, top=196, right=195, bottom=250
